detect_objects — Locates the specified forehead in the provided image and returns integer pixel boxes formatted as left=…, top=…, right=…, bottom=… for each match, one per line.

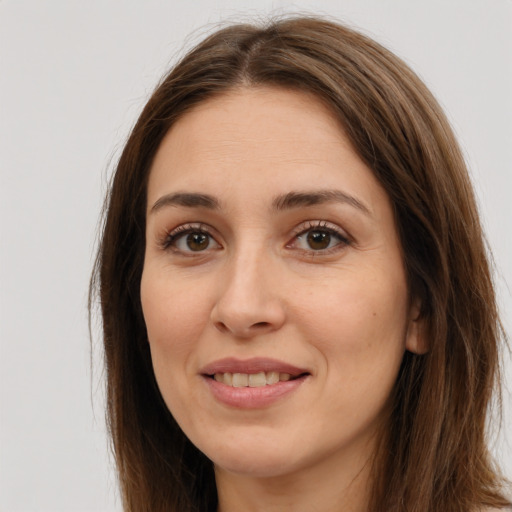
left=146, top=87, right=385, bottom=213
left=157, top=87, right=347, bottom=156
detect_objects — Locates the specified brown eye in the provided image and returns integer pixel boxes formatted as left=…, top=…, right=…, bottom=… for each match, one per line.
left=186, top=232, right=210, bottom=251
left=306, top=230, right=331, bottom=250
left=291, top=223, right=350, bottom=254
left=166, top=226, right=221, bottom=253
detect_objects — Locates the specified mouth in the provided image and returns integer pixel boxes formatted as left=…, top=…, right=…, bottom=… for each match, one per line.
left=201, top=357, right=310, bottom=388
left=200, top=358, right=310, bottom=408
left=208, top=371, right=307, bottom=388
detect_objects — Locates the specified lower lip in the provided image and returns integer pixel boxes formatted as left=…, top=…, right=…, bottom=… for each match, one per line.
left=203, top=375, right=308, bottom=409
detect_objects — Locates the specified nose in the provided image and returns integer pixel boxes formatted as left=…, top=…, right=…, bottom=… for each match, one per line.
left=210, top=248, right=286, bottom=338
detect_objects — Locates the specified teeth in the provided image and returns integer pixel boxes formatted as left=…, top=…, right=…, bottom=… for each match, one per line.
left=248, top=372, right=266, bottom=387
left=266, top=371, right=279, bottom=385
left=232, top=373, right=248, bottom=387
left=213, top=371, right=295, bottom=387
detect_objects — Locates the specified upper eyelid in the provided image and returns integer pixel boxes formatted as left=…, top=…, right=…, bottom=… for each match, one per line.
left=158, top=219, right=351, bottom=249
left=166, top=222, right=214, bottom=237
left=164, top=220, right=346, bottom=235
left=291, top=220, right=350, bottom=239
left=159, top=222, right=219, bottom=249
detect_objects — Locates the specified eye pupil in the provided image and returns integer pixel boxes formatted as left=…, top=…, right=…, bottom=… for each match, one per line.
left=186, top=232, right=209, bottom=251
left=307, top=230, right=331, bottom=250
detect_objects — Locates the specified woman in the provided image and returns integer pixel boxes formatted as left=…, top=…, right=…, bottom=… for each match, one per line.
left=91, top=16, right=511, bottom=512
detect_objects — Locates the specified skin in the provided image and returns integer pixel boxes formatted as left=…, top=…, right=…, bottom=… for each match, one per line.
left=140, top=87, right=424, bottom=512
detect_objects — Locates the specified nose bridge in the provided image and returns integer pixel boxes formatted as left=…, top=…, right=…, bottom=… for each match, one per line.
left=232, top=234, right=268, bottom=285
left=211, top=236, right=285, bottom=337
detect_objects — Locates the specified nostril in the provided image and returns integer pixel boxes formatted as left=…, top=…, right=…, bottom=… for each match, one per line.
left=214, top=321, right=229, bottom=334
left=213, top=320, right=272, bottom=336
left=252, top=321, right=271, bottom=329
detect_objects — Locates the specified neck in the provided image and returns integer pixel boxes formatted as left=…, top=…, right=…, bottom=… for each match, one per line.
left=215, top=444, right=373, bottom=512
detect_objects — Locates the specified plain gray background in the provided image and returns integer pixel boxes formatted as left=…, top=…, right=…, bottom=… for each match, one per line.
left=1, top=1, right=511, bottom=510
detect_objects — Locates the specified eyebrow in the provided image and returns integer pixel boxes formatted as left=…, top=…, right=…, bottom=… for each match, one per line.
left=271, top=190, right=371, bottom=216
left=150, top=189, right=371, bottom=216
left=150, top=192, right=220, bottom=213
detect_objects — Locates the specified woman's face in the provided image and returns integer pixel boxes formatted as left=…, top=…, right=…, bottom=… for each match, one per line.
left=141, top=87, right=422, bottom=480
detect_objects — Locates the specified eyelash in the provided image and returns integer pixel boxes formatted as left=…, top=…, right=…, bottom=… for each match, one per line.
left=160, top=220, right=351, bottom=256
left=288, top=220, right=351, bottom=256
left=160, top=223, right=217, bottom=253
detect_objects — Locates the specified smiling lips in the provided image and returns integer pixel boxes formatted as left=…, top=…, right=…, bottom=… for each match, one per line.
left=201, top=357, right=309, bottom=408
left=213, top=371, right=293, bottom=387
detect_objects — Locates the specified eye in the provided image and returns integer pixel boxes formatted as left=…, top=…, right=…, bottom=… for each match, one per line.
left=175, top=232, right=215, bottom=252
left=290, top=221, right=350, bottom=253
left=162, top=224, right=221, bottom=254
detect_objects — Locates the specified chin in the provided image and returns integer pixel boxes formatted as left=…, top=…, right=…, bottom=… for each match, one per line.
left=212, top=453, right=298, bottom=479
left=198, top=434, right=303, bottom=478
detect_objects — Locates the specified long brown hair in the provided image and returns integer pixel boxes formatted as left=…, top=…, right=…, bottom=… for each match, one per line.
left=91, top=16, right=510, bottom=511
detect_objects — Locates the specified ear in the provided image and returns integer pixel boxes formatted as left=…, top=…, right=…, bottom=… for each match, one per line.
left=405, top=297, right=428, bottom=355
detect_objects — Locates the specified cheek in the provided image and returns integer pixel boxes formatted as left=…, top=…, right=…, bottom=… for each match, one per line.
left=298, top=277, right=408, bottom=439
left=141, top=268, right=209, bottom=348
left=140, top=269, right=211, bottom=407
left=299, top=269, right=409, bottom=381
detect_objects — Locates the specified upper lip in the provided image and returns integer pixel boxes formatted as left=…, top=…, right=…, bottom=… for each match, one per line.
left=200, top=357, right=309, bottom=376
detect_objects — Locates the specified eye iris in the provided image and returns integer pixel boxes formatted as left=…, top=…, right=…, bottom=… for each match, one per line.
left=307, top=230, right=331, bottom=250
left=186, top=232, right=209, bottom=251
